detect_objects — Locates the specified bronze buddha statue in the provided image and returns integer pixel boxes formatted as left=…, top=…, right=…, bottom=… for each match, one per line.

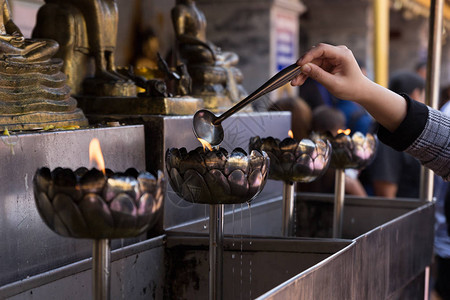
left=172, top=0, right=247, bottom=111
left=0, top=0, right=87, bottom=130
left=33, top=0, right=135, bottom=97
left=0, top=0, right=59, bottom=63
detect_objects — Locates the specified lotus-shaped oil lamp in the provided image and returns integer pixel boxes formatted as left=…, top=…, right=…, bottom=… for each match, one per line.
left=316, top=129, right=377, bottom=170
left=33, top=138, right=165, bottom=300
left=249, top=131, right=331, bottom=183
left=313, top=130, right=377, bottom=238
left=166, top=139, right=269, bottom=300
left=165, top=144, right=269, bottom=205
left=249, top=131, right=332, bottom=236
left=33, top=166, right=164, bottom=239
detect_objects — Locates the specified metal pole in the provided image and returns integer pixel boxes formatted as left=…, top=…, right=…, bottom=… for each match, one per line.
left=209, top=204, right=224, bottom=300
left=422, top=2, right=444, bottom=299
left=373, top=0, right=390, bottom=87
left=282, top=181, right=295, bottom=236
left=420, top=0, right=443, bottom=203
left=333, top=169, right=345, bottom=238
left=92, top=239, right=111, bottom=300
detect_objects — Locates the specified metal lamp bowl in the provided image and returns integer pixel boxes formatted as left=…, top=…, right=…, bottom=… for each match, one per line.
left=33, top=167, right=165, bottom=239
left=313, top=131, right=377, bottom=170
left=165, top=147, right=270, bottom=204
left=249, top=136, right=332, bottom=183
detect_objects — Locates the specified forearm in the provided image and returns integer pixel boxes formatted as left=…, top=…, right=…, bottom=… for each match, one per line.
left=354, top=77, right=407, bottom=132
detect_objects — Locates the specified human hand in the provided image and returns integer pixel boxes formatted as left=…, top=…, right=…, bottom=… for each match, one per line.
left=291, top=43, right=370, bottom=102
left=292, top=43, right=408, bottom=132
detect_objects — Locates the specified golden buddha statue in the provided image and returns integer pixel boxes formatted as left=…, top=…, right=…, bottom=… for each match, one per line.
left=0, top=0, right=57, bottom=62
left=172, top=0, right=247, bottom=111
left=0, top=0, right=87, bottom=130
left=133, top=29, right=160, bottom=71
left=33, top=0, right=135, bottom=97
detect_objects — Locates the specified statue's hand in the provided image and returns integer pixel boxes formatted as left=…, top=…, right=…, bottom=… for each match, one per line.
left=10, top=32, right=25, bottom=47
left=0, top=32, right=25, bottom=47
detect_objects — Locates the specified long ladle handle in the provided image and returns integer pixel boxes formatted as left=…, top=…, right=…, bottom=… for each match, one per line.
left=213, top=63, right=302, bottom=125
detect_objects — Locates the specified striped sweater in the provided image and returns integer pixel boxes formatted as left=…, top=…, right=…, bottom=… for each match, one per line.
left=378, top=94, right=450, bottom=181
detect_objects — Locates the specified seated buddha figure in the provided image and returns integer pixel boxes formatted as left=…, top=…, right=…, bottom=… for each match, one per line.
left=0, top=0, right=58, bottom=63
left=172, top=0, right=247, bottom=110
left=33, top=0, right=135, bottom=96
left=0, top=0, right=88, bottom=130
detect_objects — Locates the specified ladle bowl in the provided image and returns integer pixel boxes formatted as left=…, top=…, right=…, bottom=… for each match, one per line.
left=193, top=109, right=224, bottom=146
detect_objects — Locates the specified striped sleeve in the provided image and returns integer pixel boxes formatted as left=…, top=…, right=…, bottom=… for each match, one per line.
left=377, top=94, right=450, bottom=181
left=405, top=107, right=450, bottom=181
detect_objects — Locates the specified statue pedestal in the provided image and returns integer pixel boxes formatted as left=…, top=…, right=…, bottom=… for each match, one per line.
left=0, top=59, right=87, bottom=130
left=76, top=95, right=204, bottom=116
left=196, top=0, right=306, bottom=110
left=83, top=77, right=137, bottom=98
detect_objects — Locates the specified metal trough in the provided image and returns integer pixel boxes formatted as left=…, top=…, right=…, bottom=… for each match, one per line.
left=296, top=193, right=433, bottom=239
left=166, top=193, right=434, bottom=300
left=164, top=233, right=350, bottom=299
left=259, top=198, right=434, bottom=300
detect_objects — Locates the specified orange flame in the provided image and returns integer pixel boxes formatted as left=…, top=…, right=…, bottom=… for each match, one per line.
left=197, top=138, right=213, bottom=152
left=337, top=129, right=351, bottom=135
left=89, top=138, right=106, bottom=174
left=288, top=130, right=294, bottom=139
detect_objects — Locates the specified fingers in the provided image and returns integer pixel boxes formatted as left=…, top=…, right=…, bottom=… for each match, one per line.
left=290, top=72, right=308, bottom=86
left=296, top=43, right=339, bottom=67
left=299, top=63, right=336, bottom=89
left=290, top=62, right=333, bottom=87
left=292, top=43, right=353, bottom=87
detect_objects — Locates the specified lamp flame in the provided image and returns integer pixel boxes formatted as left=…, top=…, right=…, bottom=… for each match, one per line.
left=337, top=129, right=351, bottom=135
left=89, top=138, right=106, bottom=174
left=288, top=130, right=294, bottom=139
left=197, top=138, right=213, bottom=152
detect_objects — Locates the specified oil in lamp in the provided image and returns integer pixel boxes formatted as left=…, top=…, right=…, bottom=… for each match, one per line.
left=313, top=130, right=377, bottom=238
left=166, top=138, right=269, bottom=300
left=249, top=130, right=332, bottom=236
left=33, top=138, right=165, bottom=300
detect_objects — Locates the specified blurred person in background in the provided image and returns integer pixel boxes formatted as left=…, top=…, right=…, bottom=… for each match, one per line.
left=415, top=60, right=427, bottom=80
left=363, top=71, right=425, bottom=198
left=268, top=96, right=312, bottom=141
left=298, top=105, right=367, bottom=196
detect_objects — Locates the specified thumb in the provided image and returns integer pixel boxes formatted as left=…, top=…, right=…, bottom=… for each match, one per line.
left=301, top=63, right=336, bottom=89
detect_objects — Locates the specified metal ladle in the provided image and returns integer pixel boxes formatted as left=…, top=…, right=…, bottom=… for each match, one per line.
left=193, top=63, right=302, bottom=146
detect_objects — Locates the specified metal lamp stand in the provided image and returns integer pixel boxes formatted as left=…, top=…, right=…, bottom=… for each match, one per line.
left=333, top=169, right=345, bottom=238
left=209, top=204, right=224, bottom=300
left=92, top=239, right=111, bottom=300
left=282, top=181, right=295, bottom=236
